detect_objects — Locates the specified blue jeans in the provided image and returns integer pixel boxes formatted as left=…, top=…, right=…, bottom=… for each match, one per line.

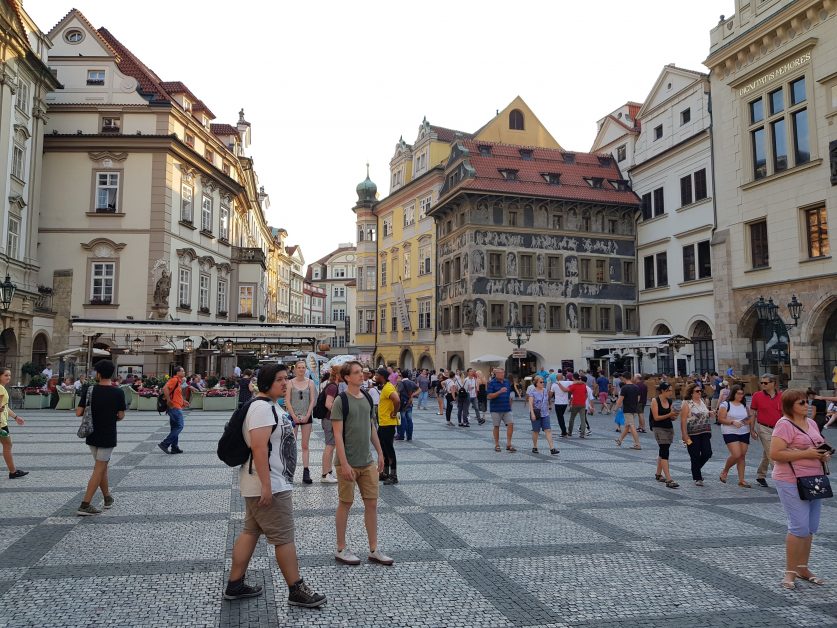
left=457, top=396, right=470, bottom=425
left=397, top=405, right=414, bottom=440
left=417, top=391, right=429, bottom=409
left=162, top=408, right=184, bottom=448
left=469, top=397, right=481, bottom=421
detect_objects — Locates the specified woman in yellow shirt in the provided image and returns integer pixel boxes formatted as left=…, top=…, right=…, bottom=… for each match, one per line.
left=0, top=367, right=28, bottom=478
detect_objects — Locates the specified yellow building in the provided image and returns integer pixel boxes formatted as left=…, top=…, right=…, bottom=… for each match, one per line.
left=354, top=97, right=560, bottom=370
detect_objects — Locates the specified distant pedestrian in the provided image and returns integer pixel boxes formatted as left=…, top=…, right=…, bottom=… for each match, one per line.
left=636, top=375, right=648, bottom=432
left=396, top=372, right=418, bottom=441
left=332, top=362, right=393, bottom=566
left=443, top=375, right=457, bottom=425
left=76, top=360, right=125, bottom=515
left=650, top=382, right=678, bottom=488
left=615, top=374, right=641, bottom=450
left=680, top=383, right=713, bottom=486
left=224, top=363, right=326, bottom=608
left=238, top=369, right=254, bottom=408
left=528, top=376, right=558, bottom=455
left=596, top=372, right=610, bottom=414
left=550, top=373, right=569, bottom=437
left=416, top=370, right=430, bottom=410
left=465, top=369, right=483, bottom=424
left=159, top=366, right=189, bottom=454
left=487, top=366, right=516, bottom=452
left=718, top=385, right=752, bottom=487
left=565, top=373, right=588, bottom=438
left=318, top=370, right=339, bottom=484
left=0, top=367, right=27, bottom=479
left=286, top=361, right=317, bottom=485
left=750, top=373, right=783, bottom=488
left=375, top=367, right=400, bottom=484
left=456, top=371, right=470, bottom=427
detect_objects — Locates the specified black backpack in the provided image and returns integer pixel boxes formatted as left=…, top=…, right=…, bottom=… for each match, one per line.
left=338, top=390, right=376, bottom=422
left=217, top=397, right=278, bottom=473
left=312, top=384, right=333, bottom=420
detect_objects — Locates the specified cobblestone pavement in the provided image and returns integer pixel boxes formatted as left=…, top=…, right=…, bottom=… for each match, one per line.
left=2, top=402, right=837, bottom=627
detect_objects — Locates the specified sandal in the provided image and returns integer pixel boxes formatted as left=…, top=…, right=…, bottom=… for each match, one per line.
left=719, top=471, right=728, bottom=484
left=797, top=566, right=825, bottom=585
left=506, top=445, right=517, bottom=452
left=531, top=447, right=538, bottom=454
left=631, top=445, right=642, bottom=450
left=738, top=480, right=752, bottom=488
left=494, top=445, right=501, bottom=452
left=665, top=480, right=679, bottom=489
left=781, top=570, right=798, bottom=590
left=654, top=473, right=665, bottom=482
left=615, top=439, right=622, bottom=447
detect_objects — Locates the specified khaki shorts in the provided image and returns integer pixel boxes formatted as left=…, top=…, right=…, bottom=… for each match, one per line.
left=336, top=462, right=379, bottom=504
left=243, top=490, right=294, bottom=546
left=623, top=412, right=638, bottom=427
left=88, top=445, right=114, bottom=462
left=491, top=412, right=513, bottom=427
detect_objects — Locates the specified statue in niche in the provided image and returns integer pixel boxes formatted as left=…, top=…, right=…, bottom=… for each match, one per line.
left=567, top=303, right=578, bottom=329
left=538, top=303, right=547, bottom=330
left=153, top=269, right=171, bottom=307
left=474, top=300, right=485, bottom=328
left=463, top=300, right=473, bottom=327
left=506, top=252, right=517, bottom=276
left=472, top=250, right=484, bottom=275
left=536, top=254, right=545, bottom=277
left=508, top=302, right=519, bottom=326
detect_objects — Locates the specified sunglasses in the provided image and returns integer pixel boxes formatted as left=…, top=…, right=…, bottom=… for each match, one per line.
left=299, top=391, right=304, bottom=400
left=795, top=400, right=808, bottom=406
left=760, top=382, right=771, bottom=385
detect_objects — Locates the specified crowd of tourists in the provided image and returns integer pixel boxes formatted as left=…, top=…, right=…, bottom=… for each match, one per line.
left=2, top=357, right=836, bottom=604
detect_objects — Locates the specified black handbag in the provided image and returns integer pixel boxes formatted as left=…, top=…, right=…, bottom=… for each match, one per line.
left=785, top=420, right=833, bottom=501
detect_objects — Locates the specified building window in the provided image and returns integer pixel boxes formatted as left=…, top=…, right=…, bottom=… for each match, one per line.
left=507, top=210, right=518, bottom=226
left=382, top=216, right=392, bottom=237
left=748, top=76, right=809, bottom=180
left=623, top=260, right=635, bottom=284
left=694, top=169, right=707, bottom=201
left=6, top=216, right=20, bottom=259
left=419, top=243, right=431, bottom=275
left=178, top=268, right=191, bottom=307
left=185, top=133, right=195, bottom=148
left=101, top=117, right=121, bottom=133
left=804, top=206, right=829, bottom=258
left=11, top=146, right=24, bottom=180
left=509, top=109, right=525, bottom=130
left=199, top=274, right=210, bottom=311
left=641, top=192, right=652, bottom=220
left=548, top=305, right=562, bottom=329
left=333, top=267, right=346, bottom=278
left=222, top=162, right=230, bottom=176
left=403, top=251, right=411, bottom=279
left=201, top=195, right=213, bottom=232
left=238, top=285, right=254, bottom=316
left=653, top=187, right=664, bottom=216
left=95, top=172, right=119, bottom=212
left=683, top=245, right=696, bottom=282
left=595, top=259, right=607, bottom=284
left=205, top=149, right=214, bottom=165
left=219, top=203, right=229, bottom=240
left=419, top=300, right=431, bottom=329
left=579, top=258, right=591, bottom=283
left=217, top=279, right=227, bottom=313
left=404, top=204, right=415, bottom=227
left=680, top=108, right=691, bottom=125
left=333, top=286, right=345, bottom=298
left=15, top=81, right=29, bottom=114
left=625, top=307, right=638, bottom=331
left=598, top=307, right=612, bottom=331
left=519, top=254, right=534, bottom=279
left=86, top=69, right=105, bottom=85
left=656, top=252, right=668, bottom=286
left=579, top=306, right=593, bottom=331
left=653, top=124, right=663, bottom=140
left=616, top=144, right=626, bottom=162
left=452, top=305, right=461, bottom=329
left=547, top=255, right=562, bottom=280
left=490, top=304, right=505, bottom=328
left=64, top=29, right=84, bottom=43
left=419, top=195, right=432, bottom=220
left=381, top=260, right=387, bottom=286
left=551, top=213, right=562, bottom=229
left=521, top=304, right=535, bottom=328
left=380, top=307, right=386, bottom=333
left=697, top=240, right=711, bottom=278
left=181, top=185, right=193, bottom=222
left=332, top=308, right=345, bottom=321
left=391, top=306, right=398, bottom=332
left=488, top=252, right=503, bottom=278
left=90, top=262, right=115, bottom=303
left=644, top=252, right=667, bottom=288
left=749, top=220, right=769, bottom=268
left=680, top=174, right=693, bottom=207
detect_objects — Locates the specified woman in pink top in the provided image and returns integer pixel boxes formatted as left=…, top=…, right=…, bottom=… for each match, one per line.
left=769, top=389, right=832, bottom=590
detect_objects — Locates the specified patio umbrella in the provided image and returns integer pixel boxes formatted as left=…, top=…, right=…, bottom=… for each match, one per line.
left=471, top=354, right=508, bottom=364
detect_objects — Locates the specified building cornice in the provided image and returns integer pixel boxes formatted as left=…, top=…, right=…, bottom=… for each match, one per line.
left=629, top=129, right=710, bottom=175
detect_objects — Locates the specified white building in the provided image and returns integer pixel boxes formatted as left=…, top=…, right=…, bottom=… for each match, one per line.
left=306, top=243, right=356, bottom=354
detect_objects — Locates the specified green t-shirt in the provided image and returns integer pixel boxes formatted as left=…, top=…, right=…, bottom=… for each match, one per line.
left=330, top=392, right=373, bottom=468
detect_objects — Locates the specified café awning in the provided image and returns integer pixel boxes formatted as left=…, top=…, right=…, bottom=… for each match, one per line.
left=587, top=334, right=693, bottom=352
left=49, top=347, right=111, bottom=359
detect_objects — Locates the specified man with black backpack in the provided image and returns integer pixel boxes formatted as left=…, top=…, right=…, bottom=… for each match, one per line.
left=223, top=363, right=326, bottom=608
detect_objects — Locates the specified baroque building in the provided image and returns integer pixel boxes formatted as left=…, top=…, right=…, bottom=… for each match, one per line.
left=431, top=118, right=639, bottom=377
left=306, top=243, right=356, bottom=355
left=0, top=0, right=60, bottom=376
left=705, top=0, right=837, bottom=388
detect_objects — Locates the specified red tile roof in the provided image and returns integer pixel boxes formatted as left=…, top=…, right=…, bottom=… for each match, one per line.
left=190, top=100, right=216, bottom=119
left=429, top=125, right=472, bottom=143
left=441, top=140, right=639, bottom=207
left=97, top=28, right=170, bottom=102
left=210, top=123, right=239, bottom=136
left=285, top=245, right=298, bottom=256
left=159, top=81, right=200, bottom=102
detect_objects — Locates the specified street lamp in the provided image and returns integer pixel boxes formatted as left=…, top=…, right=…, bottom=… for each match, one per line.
left=131, top=337, right=143, bottom=355
left=260, top=343, right=270, bottom=356
left=0, top=275, right=15, bottom=311
left=183, top=338, right=194, bottom=353
left=787, top=294, right=804, bottom=328
left=505, top=323, right=532, bottom=349
left=754, top=294, right=803, bottom=327
left=223, top=339, right=234, bottom=354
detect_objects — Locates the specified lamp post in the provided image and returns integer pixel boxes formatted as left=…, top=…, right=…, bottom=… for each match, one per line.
left=183, top=338, right=194, bottom=353
left=223, top=339, right=234, bottom=354
left=0, top=275, right=15, bottom=311
left=131, top=337, right=143, bottom=355
left=753, top=294, right=803, bottom=381
left=506, top=323, right=532, bottom=375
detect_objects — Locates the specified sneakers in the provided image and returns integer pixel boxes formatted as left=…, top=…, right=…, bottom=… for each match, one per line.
left=756, top=478, right=769, bottom=488
left=321, top=471, right=338, bottom=484
left=383, top=474, right=398, bottom=485
left=288, top=579, right=326, bottom=608
left=8, top=469, right=28, bottom=479
left=103, top=494, right=114, bottom=509
left=334, top=547, right=361, bottom=565
left=477, top=418, right=486, bottom=425
left=550, top=448, right=559, bottom=455
left=77, top=502, right=101, bottom=516
left=368, top=548, right=394, bottom=566
left=170, top=446, right=183, bottom=454
left=302, top=468, right=312, bottom=484
left=157, top=442, right=171, bottom=454
left=378, top=472, right=389, bottom=482
left=224, top=580, right=263, bottom=600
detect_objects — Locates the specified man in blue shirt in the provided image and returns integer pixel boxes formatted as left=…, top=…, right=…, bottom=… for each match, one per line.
left=486, top=366, right=516, bottom=453
left=596, top=372, right=610, bottom=414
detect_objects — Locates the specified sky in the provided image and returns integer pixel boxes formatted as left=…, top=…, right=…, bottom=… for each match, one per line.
left=29, top=0, right=733, bottom=265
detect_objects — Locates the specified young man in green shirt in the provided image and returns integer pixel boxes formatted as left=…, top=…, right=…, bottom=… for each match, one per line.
left=331, top=360, right=393, bottom=566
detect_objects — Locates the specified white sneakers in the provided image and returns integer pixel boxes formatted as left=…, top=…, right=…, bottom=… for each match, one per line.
left=334, top=547, right=395, bottom=566
left=320, top=471, right=338, bottom=484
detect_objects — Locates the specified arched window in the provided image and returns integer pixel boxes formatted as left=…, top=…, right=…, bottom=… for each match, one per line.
left=654, top=324, right=673, bottom=375
left=691, top=321, right=715, bottom=374
left=509, top=109, right=525, bottom=131
left=32, top=333, right=49, bottom=369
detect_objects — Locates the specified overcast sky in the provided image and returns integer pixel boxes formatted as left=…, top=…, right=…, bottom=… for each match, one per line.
left=30, top=0, right=732, bottom=265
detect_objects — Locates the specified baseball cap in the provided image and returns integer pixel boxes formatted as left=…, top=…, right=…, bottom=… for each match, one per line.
left=375, top=367, right=389, bottom=378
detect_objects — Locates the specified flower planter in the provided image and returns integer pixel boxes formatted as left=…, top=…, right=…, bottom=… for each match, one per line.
left=127, top=387, right=140, bottom=410
left=137, top=395, right=160, bottom=411
left=24, top=394, right=49, bottom=409
left=56, top=391, right=76, bottom=410
left=189, top=391, right=204, bottom=410
left=203, top=395, right=237, bottom=412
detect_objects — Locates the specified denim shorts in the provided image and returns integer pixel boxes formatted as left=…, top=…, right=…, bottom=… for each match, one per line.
left=531, top=413, right=552, bottom=432
left=775, top=478, right=822, bottom=537
left=722, top=433, right=751, bottom=445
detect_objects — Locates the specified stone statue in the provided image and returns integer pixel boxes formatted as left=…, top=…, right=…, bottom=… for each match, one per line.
left=506, top=252, right=517, bottom=276
left=508, top=302, right=519, bottom=326
left=463, top=300, right=473, bottom=328
left=153, top=269, right=171, bottom=307
left=537, top=254, right=545, bottom=277
left=472, top=250, right=484, bottom=275
left=567, top=303, right=578, bottom=329
left=474, top=300, right=485, bottom=328
left=538, top=303, right=547, bottom=330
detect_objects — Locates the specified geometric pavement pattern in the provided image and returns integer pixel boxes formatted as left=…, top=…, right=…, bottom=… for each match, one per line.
left=2, top=402, right=837, bottom=627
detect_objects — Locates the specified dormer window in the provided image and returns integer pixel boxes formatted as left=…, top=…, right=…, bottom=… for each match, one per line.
left=86, top=70, right=105, bottom=86
left=509, top=109, right=525, bottom=131
left=64, top=29, right=84, bottom=43
left=609, top=179, right=630, bottom=191
left=542, top=173, right=561, bottom=185
left=499, top=169, right=519, bottom=181
left=563, top=153, right=575, bottom=164
left=185, top=133, right=195, bottom=148
left=478, top=145, right=492, bottom=156
left=519, top=149, right=533, bottom=161
left=585, top=177, right=604, bottom=188
left=101, top=116, right=121, bottom=134
left=597, top=155, right=612, bottom=166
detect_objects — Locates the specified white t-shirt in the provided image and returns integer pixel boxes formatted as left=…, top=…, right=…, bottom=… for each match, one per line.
left=233, top=366, right=242, bottom=377
left=551, top=382, right=569, bottom=405
left=367, top=385, right=381, bottom=405
left=42, top=368, right=53, bottom=379
left=720, top=400, right=750, bottom=435
left=464, top=377, right=478, bottom=398
left=239, top=399, right=296, bottom=497
left=445, top=379, right=458, bottom=395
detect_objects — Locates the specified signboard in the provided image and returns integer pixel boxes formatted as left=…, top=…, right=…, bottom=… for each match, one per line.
left=393, top=283, right=411, bottom=331
left=512, top=348, right=527, bottom=359
left=561, top=360, right=574, bottom=372
left=344, top=316, right=350, bottom=344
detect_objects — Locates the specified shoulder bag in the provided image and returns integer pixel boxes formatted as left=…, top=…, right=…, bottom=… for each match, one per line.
left=77, top=385, right=94, bottom=439
left=785, top=419, right=833, bottom=501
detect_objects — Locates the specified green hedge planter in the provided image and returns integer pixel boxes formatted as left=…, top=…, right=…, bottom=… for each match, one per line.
left=56, top=391, right=76, bottom=410
left=203, top=395, right=236, bottom=412
left=137, top=395, right=159, bottom=411
left=189, top=391, right=204, bottom=409
left=127, top=387, right=140, bottom=411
